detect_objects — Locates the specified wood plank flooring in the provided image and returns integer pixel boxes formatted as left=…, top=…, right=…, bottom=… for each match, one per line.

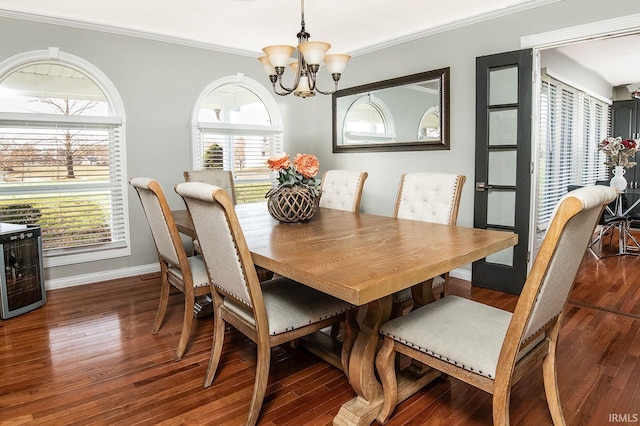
left=1, top=238, right=639, bottom=425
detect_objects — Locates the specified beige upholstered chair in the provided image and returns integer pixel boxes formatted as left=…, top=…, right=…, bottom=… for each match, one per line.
left=375, top=185, right=617, bottom=425
left=391, top=172, right=466, bottom=315
left=183, top=169, right=236, bottom=204
left=174, top=181, right=353, bottom=426
left=319, top=170, right=368, bottom=212
left=129, top=177, right=210, bottom=360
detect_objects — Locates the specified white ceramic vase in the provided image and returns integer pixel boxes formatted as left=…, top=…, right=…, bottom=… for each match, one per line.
left=610, top=165, right=627, bottom=192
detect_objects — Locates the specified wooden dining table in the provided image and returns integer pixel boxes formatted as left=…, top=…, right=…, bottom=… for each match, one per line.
left=172, top=203, right=517, bottom=426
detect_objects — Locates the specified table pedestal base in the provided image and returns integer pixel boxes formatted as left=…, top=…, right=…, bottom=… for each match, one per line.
left=334, top=368, right=443, bottom=425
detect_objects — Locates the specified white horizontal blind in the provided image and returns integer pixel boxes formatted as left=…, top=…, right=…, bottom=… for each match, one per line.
left=195, top=124, right=282, bottom=203
left=0, top=119, right=127, bottom=254
left=537, top=73, right=610, bottom=233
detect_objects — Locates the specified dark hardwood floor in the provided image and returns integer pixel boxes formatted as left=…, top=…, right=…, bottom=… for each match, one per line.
left=1, top=235, right=639, bottom=425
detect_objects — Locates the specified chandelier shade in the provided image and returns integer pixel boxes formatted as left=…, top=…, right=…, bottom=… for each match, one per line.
left=258, top=0, right=350, bottom=98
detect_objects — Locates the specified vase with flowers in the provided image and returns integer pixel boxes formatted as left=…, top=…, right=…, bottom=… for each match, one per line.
left=598, top=137, right=639, bottom=191
left=266, top=152, right=321, bottom=223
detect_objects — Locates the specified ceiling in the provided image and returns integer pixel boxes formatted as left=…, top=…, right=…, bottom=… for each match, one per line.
left=0, top=0, right=637, bottom=88
left=552, top=34, right=640, bottom=87
left=0, top=0, right=549, bottom=55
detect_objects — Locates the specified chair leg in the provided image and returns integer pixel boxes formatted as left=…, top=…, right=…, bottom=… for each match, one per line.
left=151, top=268, right=170, bottom=335
left=492, top=381, right=511, bottom=426
left=375, top=337, right=398, bottom=425
left=542, top=350, right=566, bottom=425
left=203, top=297, right=225, bottom=388
left=391, top=299, right=412, bottom=318
left=247, top=342, right=271, bottom=426
left=543, top=326, right=566, bottom=425
left=174, top=292, right=195, bottom=360
left=492, top=373, right=512, bottom=426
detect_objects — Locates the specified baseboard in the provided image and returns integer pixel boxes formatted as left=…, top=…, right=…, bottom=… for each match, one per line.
left=44, top=264, right=470, bottom=291
left=450, top=268, right=471, bottom=282
left=45, top=263, right=160, bottom=291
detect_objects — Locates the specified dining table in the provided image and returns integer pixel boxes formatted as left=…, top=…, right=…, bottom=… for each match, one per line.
left=172, top=203, right=518, bottom=426
left=602, top=187, right=640, bottom=256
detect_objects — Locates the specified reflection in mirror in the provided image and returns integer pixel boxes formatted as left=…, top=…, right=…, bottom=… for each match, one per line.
left=418, top=105, right=440, bottom=141
left=343, top=95, right=396, bottom=144
left=333, top=68, right=449, bottom=152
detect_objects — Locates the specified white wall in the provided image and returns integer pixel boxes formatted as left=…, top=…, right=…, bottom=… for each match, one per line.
left=1, top=0, right=638, bottom=286
left=540, top=49, right=612, bottom=99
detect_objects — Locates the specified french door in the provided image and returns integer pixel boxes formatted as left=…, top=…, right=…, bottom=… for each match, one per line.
left=473, top=49, right=532, bottom=294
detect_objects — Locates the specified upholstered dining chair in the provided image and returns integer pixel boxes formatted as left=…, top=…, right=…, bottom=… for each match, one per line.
left=391, top=172, right=466, bottom=315
left=184, top=169, right=237, bottom=260
left=183, top=169, right=236, bottom=204
left=375, top=185, right=617, bottom=425
left=129, top=177, right=210, bottom=360
left=174, top=181, right=354, bottom=426
left=319, top=170, right=368, bottom=212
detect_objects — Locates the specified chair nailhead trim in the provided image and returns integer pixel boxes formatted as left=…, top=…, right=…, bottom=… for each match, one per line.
left=382, top=330, right=493, bottom=379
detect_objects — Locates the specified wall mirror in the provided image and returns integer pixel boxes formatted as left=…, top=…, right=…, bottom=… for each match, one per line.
left=333, top=68, right=450, bottom=152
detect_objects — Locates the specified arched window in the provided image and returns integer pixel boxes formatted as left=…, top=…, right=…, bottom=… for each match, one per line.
left=0, top=48, right=128, bottom=267
left=192, top=75, right=283, bottom=203
left=342, top=95, right=396, bottom=144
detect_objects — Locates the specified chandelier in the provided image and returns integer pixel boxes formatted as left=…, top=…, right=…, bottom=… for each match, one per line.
left=258, top=0, right=350, bottom=98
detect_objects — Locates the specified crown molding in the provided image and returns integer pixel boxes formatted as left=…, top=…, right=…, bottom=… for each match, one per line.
left=1, top=1, right=562, bottom=59
left=350, top=0, right=563, bottom=56
left=0, top=8, right=259, bottom=58
left=521, top=13, right=640, bottom=48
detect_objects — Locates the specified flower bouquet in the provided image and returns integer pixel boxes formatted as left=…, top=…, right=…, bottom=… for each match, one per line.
left=266, top=153, right=321, bottom=223
left=598, top=137, right=639, bottom=191
left=598, top=137, right=638, bottom=169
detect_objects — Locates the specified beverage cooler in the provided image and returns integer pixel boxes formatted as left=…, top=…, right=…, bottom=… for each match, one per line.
left=0, top=223, right=46, bottom=319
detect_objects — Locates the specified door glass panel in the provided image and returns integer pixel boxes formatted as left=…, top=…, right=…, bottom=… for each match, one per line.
left=489, top=67, right=518, bottom=105
left=488, top=150, right=517, bottom=186
left=487, top=190, right=515, bottom=227
left=488, top=109, right=518, bottom=145
left=486, top=246, right=514, bottom=267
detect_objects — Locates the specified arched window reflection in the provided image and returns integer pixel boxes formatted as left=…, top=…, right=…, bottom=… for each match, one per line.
left=342, top=95, right=396, bottom=144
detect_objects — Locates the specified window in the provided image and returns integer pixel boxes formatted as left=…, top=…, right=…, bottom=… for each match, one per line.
left=0, top=49, right=128, bottom=267
left=342, top=95, right=396, bottom=144
left=192, top=75, right=283, bottom=203
left=536, top=71, right=610, bottom=235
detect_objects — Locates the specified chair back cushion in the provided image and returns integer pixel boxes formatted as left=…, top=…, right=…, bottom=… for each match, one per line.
left=184, top=169, right=236, bottom=204
left=394, top=172, right=464, bottom=224
left=175, top=182, right=253, bottom=307
left=521, top=185, right=617, bottom=341
left=319, top=170, right=367, bottom=212
left=129, top=177, right=180, bottom=266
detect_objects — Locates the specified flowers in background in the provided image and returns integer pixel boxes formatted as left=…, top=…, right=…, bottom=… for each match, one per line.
left=598, top=137, right=639, bottom=169
left=267, top=152, right=321, bottom=196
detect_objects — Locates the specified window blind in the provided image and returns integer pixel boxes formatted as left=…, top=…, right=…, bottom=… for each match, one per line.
left=0, top=119, right=127, bottom=254
left=536, top=73, right=610, bottom=234
left=194, top=123, right=283, bottom=203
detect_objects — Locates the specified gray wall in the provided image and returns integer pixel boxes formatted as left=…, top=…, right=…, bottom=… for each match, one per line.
left=0, top=0, right=637, bottom=286
left=0, top=17, right=318, bottom=284
left=313, top=0, right=640, bottom=221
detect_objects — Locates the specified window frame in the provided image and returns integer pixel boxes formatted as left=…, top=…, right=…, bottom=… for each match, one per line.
left=0, top=48, right=129, bottom=268
left=191, top=75, right=283, bottom=203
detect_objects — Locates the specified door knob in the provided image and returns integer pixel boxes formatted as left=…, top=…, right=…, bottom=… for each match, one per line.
left=475, top=182, right=493, bottom=191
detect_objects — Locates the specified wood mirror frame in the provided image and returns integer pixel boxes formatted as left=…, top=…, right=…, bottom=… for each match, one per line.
left=332, top=67, right=450, bottom=153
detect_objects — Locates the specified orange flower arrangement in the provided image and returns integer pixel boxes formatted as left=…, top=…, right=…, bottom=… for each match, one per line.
left=267, top=152, right=321, bottom=196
